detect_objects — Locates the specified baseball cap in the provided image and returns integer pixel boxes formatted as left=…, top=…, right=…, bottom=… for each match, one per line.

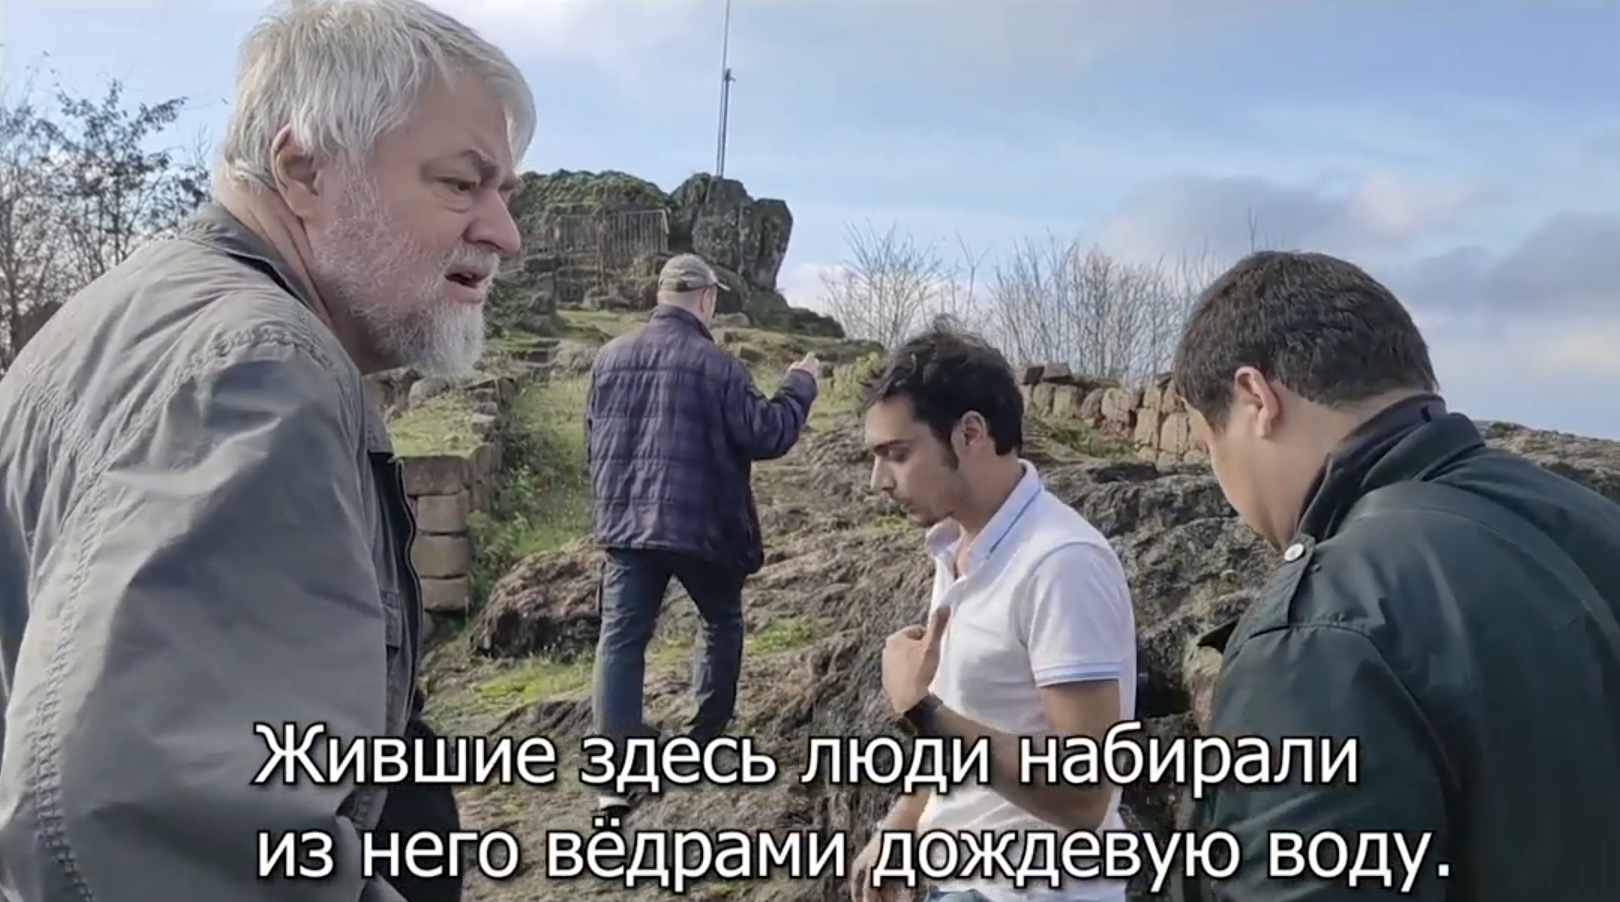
left=658, top=253, right=729, bottom=293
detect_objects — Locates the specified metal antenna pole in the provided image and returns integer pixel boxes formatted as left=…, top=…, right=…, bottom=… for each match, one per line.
left=714, top=0, right=735, bottom=178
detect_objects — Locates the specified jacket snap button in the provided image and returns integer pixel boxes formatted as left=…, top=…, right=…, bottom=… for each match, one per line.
left=1283, top=542, right=1306, bottom=562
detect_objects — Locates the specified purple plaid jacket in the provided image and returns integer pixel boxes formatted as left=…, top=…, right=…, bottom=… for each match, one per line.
left=585, top=306, right=817, bottom=573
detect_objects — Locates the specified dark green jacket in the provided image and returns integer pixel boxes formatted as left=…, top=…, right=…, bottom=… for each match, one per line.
left=1179, top=396, right=1620, bottom=901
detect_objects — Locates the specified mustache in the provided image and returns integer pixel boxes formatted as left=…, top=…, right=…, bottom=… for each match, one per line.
left=444, top=246, right=502, bottom=280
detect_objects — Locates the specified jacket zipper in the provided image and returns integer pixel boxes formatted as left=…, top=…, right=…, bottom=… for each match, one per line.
left=384, top=456, right=423, bottom=706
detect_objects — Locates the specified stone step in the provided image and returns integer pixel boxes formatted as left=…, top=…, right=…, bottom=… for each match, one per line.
left=512, top=359, right=554, bottom=377
left=511, top=346, right=556, bottom=365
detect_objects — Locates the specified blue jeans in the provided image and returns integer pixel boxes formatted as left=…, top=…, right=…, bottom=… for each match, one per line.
left=591, top=548, right=746, bottom=748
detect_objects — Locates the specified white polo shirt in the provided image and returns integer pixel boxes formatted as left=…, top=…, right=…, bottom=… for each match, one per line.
left=915, top=461, right=1136, bottom=902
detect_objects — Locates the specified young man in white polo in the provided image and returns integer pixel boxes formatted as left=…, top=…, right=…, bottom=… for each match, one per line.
left=848, top=329, right=1138, bottom=902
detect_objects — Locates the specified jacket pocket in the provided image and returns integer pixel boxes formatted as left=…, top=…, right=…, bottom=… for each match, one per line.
left=382, top=590, right=406, bottom=654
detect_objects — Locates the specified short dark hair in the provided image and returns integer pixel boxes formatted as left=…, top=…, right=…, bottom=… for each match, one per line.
left=1172, top=250, right=1437, bottom=426
left=861, top=328, right=1023, bottom=456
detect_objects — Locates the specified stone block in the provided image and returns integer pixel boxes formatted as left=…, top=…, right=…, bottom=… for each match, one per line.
left=1050, top=385, right=1083, bottom=418
left=1020, top=365, right=1045, bottom=386
left=471, top=442, right=501, bottom=479
left=1141, top=383, right=1163, bottom=412
left=419, top=577, right=471, bottom=613
left=1134, top=406, right=1163, bottom=449
left=412, top=534, right=472, bottom=579
left=1030, top=383, right=1056, bottom=414
left=1101, top=387, right=1137, bottom=432
left=1079, top=388, right=1106, bottom=423
left=1039, top=362, right=1072, bottom=383
left=1161, top=379, right=1183, bottom=410
left=1159, top=411, right=1193, bottom=457
left=415, top=491, right=470, bottom=534
left=402, top=454, right=468, bottom=496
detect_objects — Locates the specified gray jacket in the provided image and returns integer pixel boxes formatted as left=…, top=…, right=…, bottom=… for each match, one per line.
left=0, top=205, right=421, bottom=901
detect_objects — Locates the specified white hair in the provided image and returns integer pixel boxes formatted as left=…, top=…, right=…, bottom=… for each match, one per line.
left=214, top=0, right=536, bottom=191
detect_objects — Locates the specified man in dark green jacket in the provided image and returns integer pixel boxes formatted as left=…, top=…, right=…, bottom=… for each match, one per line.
left=1169, top=250, right=1620, bottom=901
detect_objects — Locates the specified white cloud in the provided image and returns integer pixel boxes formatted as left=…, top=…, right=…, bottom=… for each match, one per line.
left=1085, top=172, right=1498, bottom=264
left=777, top=260, right=835, bottom=310
left=1389, top=211, right=1620, bottom=315
left=1422, top=311, right=1620, bottom=439
left=1342, top=174, right=1496, bottom=244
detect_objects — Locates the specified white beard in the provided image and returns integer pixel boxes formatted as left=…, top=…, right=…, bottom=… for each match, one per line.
left=312, top=178, right=488, bottom=376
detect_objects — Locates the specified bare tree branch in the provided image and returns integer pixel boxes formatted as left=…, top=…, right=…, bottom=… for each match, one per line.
left=821, top=220, right=953, bottom=348
left=0, top=68, right=206, bottom=371
left=983, top=233, right=1226, bottom=382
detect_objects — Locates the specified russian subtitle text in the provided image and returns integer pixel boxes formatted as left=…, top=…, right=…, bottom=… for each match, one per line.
left=797, top=724, right=1357, bottom=799
left=547, top=828, right=844, bottom=891
left=258, top=829, right=521, bottom=880
left=872, top=829, right=1237, bottom=896
left=1020, top=722, right=1361, bottom=799
left=800, top=736, right=993, bottom=793
left=577, top=735, right=778, bottom=796
left=253, top=723, right=559, bottom=786
left=1270, top=831, right=1445, bottom=893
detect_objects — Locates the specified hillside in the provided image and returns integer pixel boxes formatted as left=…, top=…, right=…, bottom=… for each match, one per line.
left=364, top=169, right=1620, bottom=902
left=375, top=303, right=1620, bottom=902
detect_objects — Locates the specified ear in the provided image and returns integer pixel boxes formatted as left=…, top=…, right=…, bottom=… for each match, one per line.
left=1232, top=366, right=1284, bottom=438
left=270, top=125, right=324, bottom=220
left=957, top=411, right=988, bottom=452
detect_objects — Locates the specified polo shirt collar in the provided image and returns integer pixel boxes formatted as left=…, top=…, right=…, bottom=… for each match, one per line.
left=925, top=459, right=1043, bottom=575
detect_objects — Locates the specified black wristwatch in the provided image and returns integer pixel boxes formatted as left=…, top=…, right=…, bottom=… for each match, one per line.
left=899, top=693, right=944, bottom=737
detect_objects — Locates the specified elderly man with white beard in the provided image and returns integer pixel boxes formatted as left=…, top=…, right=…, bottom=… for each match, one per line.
left=0, top=2, right=534, bottom=901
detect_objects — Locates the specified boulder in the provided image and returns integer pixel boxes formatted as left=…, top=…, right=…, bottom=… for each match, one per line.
left=668, top=173, right=792, bottom=292
left=502, top=169, right=816, bottom=333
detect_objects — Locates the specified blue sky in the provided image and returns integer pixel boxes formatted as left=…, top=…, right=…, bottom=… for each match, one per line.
left=5, top=0, right=1620, bottom=436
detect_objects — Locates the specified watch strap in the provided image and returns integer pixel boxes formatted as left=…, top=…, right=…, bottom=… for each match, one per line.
left=900, top=693, right=943, bottom=737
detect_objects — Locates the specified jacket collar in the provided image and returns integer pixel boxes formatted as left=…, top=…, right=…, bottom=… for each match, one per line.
left=184, top=203, right=318, bottom=311
left=1294, top=393, right=1483, bottom=540
left=649, top=304, right=715, bottom=342
left=184, top=203, right=394, bottom=452
left=1196, top=393, right=1484, bottom=654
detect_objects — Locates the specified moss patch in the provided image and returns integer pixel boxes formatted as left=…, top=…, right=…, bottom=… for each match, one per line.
left=391, top=394, right=480, bottom=457
left=466, top=377, right=593, bottom=606
left=747, top=617, right=817, bottom=654
left=558, top=308, right=642, bottom=340
left=1035, top=417, right=1133, bottom=460
left=438, top=615, right=819, bottom=735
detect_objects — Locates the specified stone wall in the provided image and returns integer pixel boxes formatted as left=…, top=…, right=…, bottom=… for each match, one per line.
left=1017, top=364, right=1206, bottom=466
left=823, top=361, right=1206, bottom=466
left=364, top=371, right=525, bottom=616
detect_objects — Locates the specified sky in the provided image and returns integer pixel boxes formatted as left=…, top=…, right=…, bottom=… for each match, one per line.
left=4, top=0, right=1619, bottom=437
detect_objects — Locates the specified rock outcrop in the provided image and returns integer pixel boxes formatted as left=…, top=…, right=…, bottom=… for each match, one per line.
left=498, top=169, right=843, bottom=337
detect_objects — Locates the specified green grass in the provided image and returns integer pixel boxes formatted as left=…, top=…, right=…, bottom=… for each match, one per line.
left=465, top=377, right=593, bottom=606
left=862, top=513, right=912, bottom=534
left=747, top=617, right=817, bottom=654
left=1038, top=417, right=1132, bottom=459
left=559, top=308, right=642, bottom=339
left=467, top=617, right=818, bottom=714
left=391, top=394, right=480, bottom=456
